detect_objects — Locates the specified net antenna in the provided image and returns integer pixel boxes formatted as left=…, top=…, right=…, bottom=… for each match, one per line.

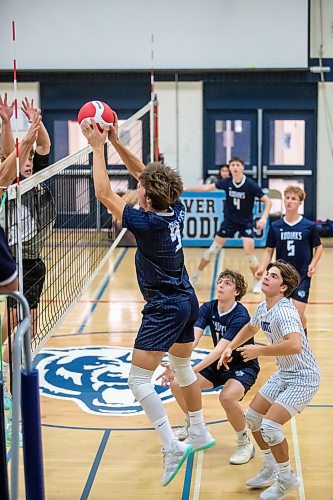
left=6, top=102, right=153, bottom=356
left=150, top=33, right=160, bottom=163
left=11, top=21, right=24, bottom=297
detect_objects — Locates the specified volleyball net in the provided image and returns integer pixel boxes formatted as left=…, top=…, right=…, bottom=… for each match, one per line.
left=2, top=101, right=153, bottom=355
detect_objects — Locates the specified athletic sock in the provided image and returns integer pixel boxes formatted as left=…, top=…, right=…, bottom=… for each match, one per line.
left=277, top=460, right=291, bottom=481
left=188, top=409, right=205, bottom=434
left=153, top=416, right=177, bottom=451
left=236, top=427, right=249, bottom=443
left=263, top=448, right=276, bottom=467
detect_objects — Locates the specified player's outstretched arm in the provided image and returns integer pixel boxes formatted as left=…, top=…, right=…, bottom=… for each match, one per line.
left=0, top=93, right=15, bottom=157
left=107, top=113, right=145, bottom=180
left=0, top=112, right=41, bottom=192
left=81, top=120, right=126, bottom=221
left=21, top=97, right=51, bottom=155
left=237, top=332, right=302, bottom=362
left=217, top=323, right=258, bottom=369
left=193, top=338, right=230, bottom=374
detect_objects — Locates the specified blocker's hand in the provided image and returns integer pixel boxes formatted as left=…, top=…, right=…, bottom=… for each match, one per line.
left=0, top=93, right=14, bottom=123
left=81, top=119, right=108, bottom=150
left=236, top=344, right=261, bottom=362
left=23, top=110, right=41, bottom=146
left=21, top=97, right=40, bottom=122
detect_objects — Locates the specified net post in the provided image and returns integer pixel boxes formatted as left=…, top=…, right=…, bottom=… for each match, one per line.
left=149, top=98, right=154, bottom=163
left=0, top=373, right=10, bottom=500
left=8, top=292, right=31, bottom=500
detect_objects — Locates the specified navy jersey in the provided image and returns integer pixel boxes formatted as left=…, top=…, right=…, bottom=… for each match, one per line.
left=266, top=217, right=321, bottom=277
left=215, top=176, right=264, bottom=225
left=195, top=300, right=259, bottom=371
left=122, top=200, right=194, bottom=303
left=0, top=227, right=17, bottom=286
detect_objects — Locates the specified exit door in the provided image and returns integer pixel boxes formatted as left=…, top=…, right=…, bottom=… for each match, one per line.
left=206, top=109, right=316, bottom=218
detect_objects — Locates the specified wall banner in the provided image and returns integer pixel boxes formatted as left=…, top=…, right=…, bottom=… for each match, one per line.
left=180, top=192, right=268, bottom=247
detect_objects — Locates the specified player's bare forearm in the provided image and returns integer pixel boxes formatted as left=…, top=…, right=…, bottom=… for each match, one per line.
left=312, top=244, right=323, bottom=267
left=110, top=139, right=145, bottom=180
left=194, top=338, right=230, bottom=373
left=193, top=327, right=203, bottom=349
left=227, top=323, right=258, bottom=351
left=0, top=277, right=18, bottom=294
left=0, top=121, right=39, bottom=189
left=260, top=195, right=272, bottom=220
left=253, top=333, right=302, bottom=357
left=36, top=121, right=51, bottom=155
left=1, top=121, right=15, bottom=158
left=0, top=150, right=17, bottom=189
left=307, top=244, right=323, bottom=276
left=92, top=148, right=126, bottom=221
left=258, top=248, right=274, bottom=273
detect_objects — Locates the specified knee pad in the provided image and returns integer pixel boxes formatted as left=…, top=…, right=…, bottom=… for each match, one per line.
left=245, top=407, right=264, bottom=432
left=260, top=418, right=285, bottom=446
left=203, top=241, right=222, bottom=262
left=169, top=354, right=197, bottom=387
left=128, top=364, right=155, bottom=403
left=248, top=254, right=259, bottom=268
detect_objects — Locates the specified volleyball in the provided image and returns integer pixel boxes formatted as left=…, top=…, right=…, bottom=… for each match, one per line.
left=78, top=100, right=115, bottom=131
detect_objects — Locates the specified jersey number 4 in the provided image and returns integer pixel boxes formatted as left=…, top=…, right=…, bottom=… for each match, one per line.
left=170, top=224, right=182, bottom=252
left=287, top=240, right=295, bottom=256
left=233, top=198, right=241, bottom=210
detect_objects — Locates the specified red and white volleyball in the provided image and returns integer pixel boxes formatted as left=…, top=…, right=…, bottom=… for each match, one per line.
left=78, top=101, right=115, bottom=131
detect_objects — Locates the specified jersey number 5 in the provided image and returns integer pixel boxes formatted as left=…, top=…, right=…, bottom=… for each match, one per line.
left=170, top=224, right=182, bottom=252
left=287, top=240, right=295, bottom=256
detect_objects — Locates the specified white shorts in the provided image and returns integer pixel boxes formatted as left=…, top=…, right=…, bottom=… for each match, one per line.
left=259, top=370, right=320, bottom=416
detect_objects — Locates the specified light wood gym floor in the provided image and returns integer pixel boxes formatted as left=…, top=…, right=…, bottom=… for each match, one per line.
left=13, top=246, right=333, bottom=499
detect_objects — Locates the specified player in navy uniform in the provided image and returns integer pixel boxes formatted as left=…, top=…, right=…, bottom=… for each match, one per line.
left=0, top=228, right=18, bottom=293
left=159, top=270, right=260, bottom=465
left=256, top=186, right=322, bottom=331
left=190, top=157, right=271, bottom=293
left=81, top=116, right=215, bottom=487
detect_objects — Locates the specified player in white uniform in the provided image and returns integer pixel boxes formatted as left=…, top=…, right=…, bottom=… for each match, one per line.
left=218, top=260, right=320, bottom=500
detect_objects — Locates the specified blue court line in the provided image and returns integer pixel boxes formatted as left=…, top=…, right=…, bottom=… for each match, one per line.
left=41, top=419, right=229, bottom=432
left=182, top=452, right=195, bottom=500
left=78, top=248, right=128, bottom=334
left=80, top=429, right=111, bottom=500
left=209, top=252, right=220, bottom=301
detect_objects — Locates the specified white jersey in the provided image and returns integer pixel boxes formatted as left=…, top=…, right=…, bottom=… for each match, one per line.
left=250, top=298, right=320, bottom=380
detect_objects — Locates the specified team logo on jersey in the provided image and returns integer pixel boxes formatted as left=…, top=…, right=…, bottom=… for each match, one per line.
left=245, top=229, right=252, bottom=235
left=297, top=290, right=306, bottom=298
left=235, top=370, right=244, bottom=377
left=35, top=346, right=218, bottom=416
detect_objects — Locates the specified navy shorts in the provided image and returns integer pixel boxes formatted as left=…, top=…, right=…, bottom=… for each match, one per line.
left=216, top=220, right=254, bottom=239
left=291, top=275, right=311, bottom=304
left=199, top=362, right=259, bottom=394
left=134, top=294, right=199, bottom=352
left=8, top=258, right=46, bottom=310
